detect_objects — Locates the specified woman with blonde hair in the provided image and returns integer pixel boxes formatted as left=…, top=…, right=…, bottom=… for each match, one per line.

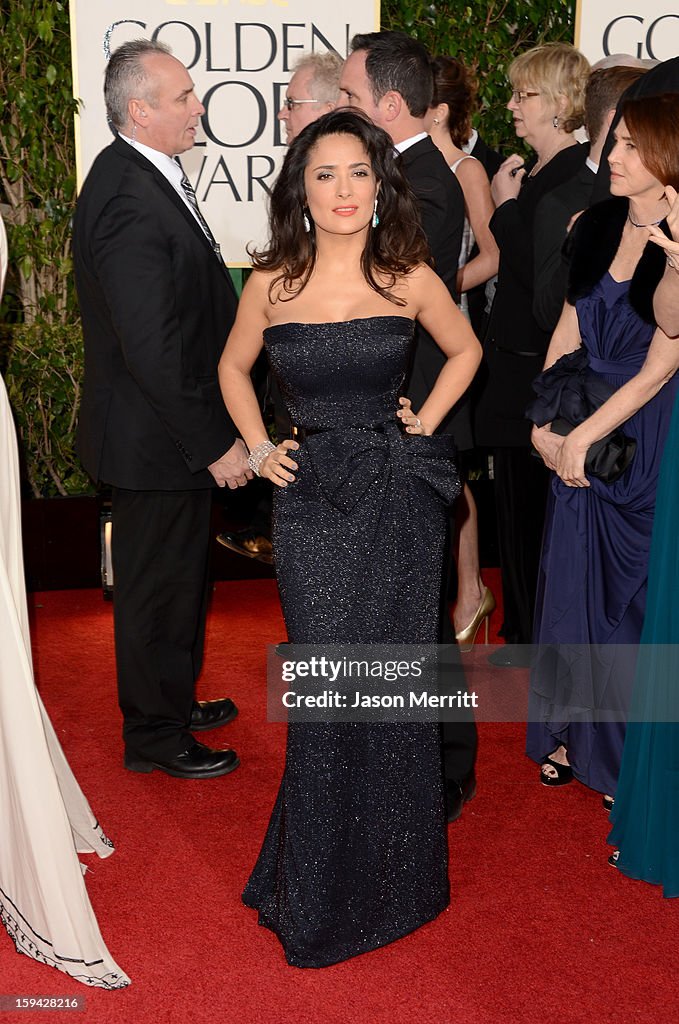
left=474, top=42, right=590, bottom=665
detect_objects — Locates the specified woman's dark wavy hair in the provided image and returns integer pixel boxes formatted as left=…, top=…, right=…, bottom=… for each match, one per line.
left=621, top=94, right=679, bottom=191
left=250, top=107, right=430, bottom=305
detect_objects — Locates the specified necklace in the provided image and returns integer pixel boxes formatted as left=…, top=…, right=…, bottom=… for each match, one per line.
left=627, top=210, right=665, bottom=228
left=530, top=138, right=576, bottom=176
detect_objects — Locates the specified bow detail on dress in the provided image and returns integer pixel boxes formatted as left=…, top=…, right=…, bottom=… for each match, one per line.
left=304, top=422, right=460, bottom=515
left=526, top=348, right=616, bottom=426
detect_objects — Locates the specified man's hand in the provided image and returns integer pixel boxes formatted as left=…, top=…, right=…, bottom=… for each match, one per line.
left=208, top=438, right=253, bottom=489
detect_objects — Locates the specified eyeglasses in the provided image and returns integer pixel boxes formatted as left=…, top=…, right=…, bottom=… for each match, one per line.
left=510, top=90, right=541, bottom=104
left=282, top=97, right=319, bottom=111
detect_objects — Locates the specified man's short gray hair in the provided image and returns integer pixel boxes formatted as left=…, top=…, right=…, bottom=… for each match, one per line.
left=104, top=39, right=172, bottom=131
left=292, top=52, right=343, bottom=105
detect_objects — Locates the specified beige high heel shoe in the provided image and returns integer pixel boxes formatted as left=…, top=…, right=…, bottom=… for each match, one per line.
left=455, top=586, right=496, bottom=652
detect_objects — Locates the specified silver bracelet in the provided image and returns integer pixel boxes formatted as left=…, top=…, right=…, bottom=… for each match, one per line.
left=247, top=440, right=276, bottom=476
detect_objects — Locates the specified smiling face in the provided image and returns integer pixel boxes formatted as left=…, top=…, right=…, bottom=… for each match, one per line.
left=608, top=118, right=664, bottom=201
left=303, top=132, right=379, bottom=237
left=132, top=52, right=204, bottom=156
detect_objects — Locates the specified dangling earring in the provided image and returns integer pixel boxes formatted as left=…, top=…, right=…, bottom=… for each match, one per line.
left=303, top=209, right=311, bottom=233
left=372, top=197, right=379, bottom=229
left=131, top=121, right=137, bottom=143
left=552, top=115, right=560, bottom=129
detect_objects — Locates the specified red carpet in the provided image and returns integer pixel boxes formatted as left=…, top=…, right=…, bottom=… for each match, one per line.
left=1, top=572, right=674, bottom=1024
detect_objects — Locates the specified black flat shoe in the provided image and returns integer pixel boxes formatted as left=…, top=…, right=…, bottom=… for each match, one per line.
left=190, top=697, right=238, bottom=731
left=124, top=741, right=239, bottom=779
left=540, top=756, right=573, bottom=787
left=445, top=771, right=477, bottom=824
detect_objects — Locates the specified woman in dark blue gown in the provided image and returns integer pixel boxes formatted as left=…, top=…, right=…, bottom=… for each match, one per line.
left=218, top=110, right=481, bottom=966
left=526, top=94, right=679, bottom=803
left=608, top=109, right=679, bottom=894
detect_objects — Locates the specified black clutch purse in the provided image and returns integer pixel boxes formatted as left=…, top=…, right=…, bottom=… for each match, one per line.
left=526, top=349, right=636, bottom=485
left=549, top=417, right=636, bottom=484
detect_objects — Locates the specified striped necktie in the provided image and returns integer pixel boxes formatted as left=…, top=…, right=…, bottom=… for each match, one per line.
left=176, top=159, right=221, bottom=258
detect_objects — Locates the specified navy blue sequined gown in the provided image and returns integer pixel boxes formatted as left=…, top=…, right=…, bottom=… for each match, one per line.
left=242, top=316, right=459, bottom=967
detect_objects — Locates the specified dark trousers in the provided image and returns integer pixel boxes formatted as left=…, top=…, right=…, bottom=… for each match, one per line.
left=493, top=446, right=549, bottom=644
left=111, top=487, right=212, bottom=760
left=439, top=511, right=478, bottom=783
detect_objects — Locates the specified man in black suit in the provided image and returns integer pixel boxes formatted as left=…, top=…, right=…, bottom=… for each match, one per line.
left=74, top=40, right=249, bottom=779
left=340, top=32, right=476, bottom=823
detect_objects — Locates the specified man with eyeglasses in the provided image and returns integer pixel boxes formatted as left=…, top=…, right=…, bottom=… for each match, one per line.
left=277, top=52, right=343, bottom=144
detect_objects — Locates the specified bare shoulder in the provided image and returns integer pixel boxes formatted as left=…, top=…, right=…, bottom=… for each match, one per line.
left=242, top=267, right=277, bottom=299
left=404, top=262, right=448, bottom=297
left=388, top=263, right=449, bottom=316
left=455, top=156, right=486, bottom=185
left=240, top=268, right=280, bottom=317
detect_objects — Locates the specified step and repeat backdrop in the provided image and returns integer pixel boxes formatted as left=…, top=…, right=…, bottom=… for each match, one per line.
left=576, top=0, right=679, bottom=63
left=69, top=2, right=677, bottom=263
left=69, top=0, right=379, bottom=265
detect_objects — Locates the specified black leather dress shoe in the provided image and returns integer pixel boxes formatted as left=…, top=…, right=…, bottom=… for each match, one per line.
left=445, top=771, right=477, bottom=824
left=124, top=741, right=239, bottom=779
left=217, top=528, right=273, bottom=565
left=190, top=697, right=238, bottom=731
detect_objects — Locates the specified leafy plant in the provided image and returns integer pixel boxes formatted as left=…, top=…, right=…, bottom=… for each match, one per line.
left=0, top=2, right=89, bottom=495
left=381, top=0, right=576, bottom=150
left=2, top=323, right=90, bottom=497
left=0, top=0, right=78, bottom=325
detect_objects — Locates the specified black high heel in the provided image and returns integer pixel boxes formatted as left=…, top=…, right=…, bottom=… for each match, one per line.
left=540, top=756, right=573, bottom=787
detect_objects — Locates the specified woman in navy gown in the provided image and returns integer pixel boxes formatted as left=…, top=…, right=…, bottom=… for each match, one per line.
left=608, top=136, right=679, bottom=894
left=218, top=109, right=481, bottom=966
left=526, top=94, right=679, bottom=804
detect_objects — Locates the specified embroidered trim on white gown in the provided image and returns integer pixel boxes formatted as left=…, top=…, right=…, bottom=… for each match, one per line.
left=0, top=372, right=130, bottom=989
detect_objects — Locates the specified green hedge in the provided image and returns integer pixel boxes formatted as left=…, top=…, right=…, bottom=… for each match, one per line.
left=381, top=0, right=576, bottom=150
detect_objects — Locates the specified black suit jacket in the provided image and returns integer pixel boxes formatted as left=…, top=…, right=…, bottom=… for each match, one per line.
left=74, top=137, right=238, bottom=490
left=475, top=144, right=587, bottom=447
left=533, top=161, right=597, bottom=333
left=399, top=136, right=466, bottom=437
